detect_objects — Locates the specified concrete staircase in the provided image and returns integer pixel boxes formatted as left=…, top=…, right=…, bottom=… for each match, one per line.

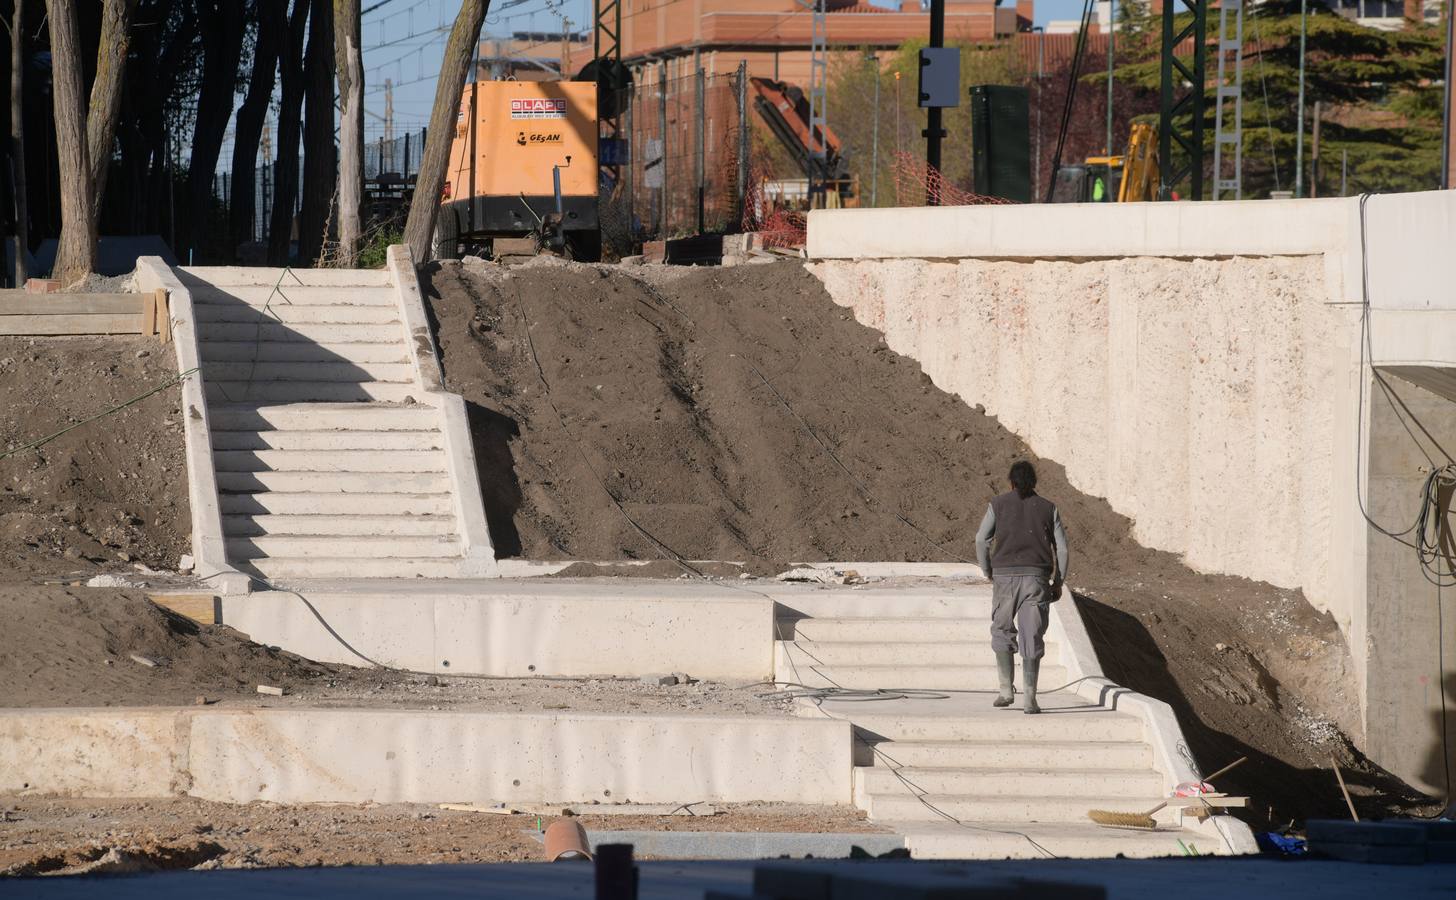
left=178, top=264, right=489, bottom=582
left=774, top=584, right=1238, bottom=859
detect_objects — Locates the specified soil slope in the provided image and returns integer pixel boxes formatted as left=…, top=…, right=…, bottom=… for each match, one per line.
left=0, top=336, right=189, bottom=575
left=425, top=257, right=1438, bottom=826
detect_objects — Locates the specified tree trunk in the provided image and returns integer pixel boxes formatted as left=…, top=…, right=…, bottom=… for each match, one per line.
left=298, top=0, right=333, bottom=266
left=185, top=0, right=244, bottom=263
left=268, top=0, right=309, bottom=265
left=10, top=0, right=28, bottom=284
left=87, top=0, right=136, bottom=209
left=332, top=0, right=361, bottom=267
left=403, top=0, right=489, bottom=263
left=230, top=0, right=287, bottom=258
left=46, top=0, right=95, bottom=286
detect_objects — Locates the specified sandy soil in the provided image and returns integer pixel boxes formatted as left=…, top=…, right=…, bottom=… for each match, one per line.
left=0, top=583, right=789, bottom=715
left=0, top=336, right=190, bottom=576
left=0, top=798, right=880, bottom=875
left=424, top=258, right=1440, bottom=826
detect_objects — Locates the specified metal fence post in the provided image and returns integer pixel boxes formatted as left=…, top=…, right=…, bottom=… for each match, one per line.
left=625, top=83, right=635, bottom=241
left=695, top=66, right=705, bottom=235
left=736, top=59, right=749, bottom=228
left=658, top=63, right=667, bottom=236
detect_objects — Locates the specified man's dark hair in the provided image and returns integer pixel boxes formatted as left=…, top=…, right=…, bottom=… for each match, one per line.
left=1008, top=461, right=1038, bottom=497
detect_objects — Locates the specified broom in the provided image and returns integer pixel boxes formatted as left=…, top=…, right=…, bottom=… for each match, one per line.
left=1087, top=757, right=1247, bottom=830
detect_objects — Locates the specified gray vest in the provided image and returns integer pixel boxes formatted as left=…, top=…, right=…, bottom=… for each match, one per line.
left=989, top=490, right=1056, bottom=573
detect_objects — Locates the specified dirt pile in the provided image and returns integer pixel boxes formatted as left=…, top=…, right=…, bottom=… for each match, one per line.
left=0, top=336, right=190, bottom=575
left=425, top=257, right=1438, bottom=825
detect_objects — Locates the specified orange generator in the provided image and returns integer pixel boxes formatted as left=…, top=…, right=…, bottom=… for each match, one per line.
left=439, top=80, right=600, bottom=258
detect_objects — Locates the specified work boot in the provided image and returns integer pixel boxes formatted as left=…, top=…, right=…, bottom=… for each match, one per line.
left=1023, top=658, right=1041, bottom=715
left=992, top=651, right=1015, bottom=708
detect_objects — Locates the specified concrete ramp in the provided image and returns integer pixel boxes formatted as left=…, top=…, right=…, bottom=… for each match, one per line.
left=139, top=248, right=495, bottom=587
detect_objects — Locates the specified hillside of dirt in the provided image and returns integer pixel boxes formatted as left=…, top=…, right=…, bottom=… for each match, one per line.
left=0, top=336, right=190, bottom=576
left=425, top=257, right=1440, bottom=827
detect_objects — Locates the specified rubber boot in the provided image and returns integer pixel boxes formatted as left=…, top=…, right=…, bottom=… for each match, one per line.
left=1023, top=658, right=1041, bottom=714
left=992, top=651, right=1015, bottom=708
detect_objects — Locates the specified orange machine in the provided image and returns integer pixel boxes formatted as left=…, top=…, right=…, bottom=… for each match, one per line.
left=439, top=80, right=599, bottom=257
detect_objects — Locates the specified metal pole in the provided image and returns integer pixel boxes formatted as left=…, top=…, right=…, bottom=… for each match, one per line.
left=658, top=62, right=667, bottom=236
left=1105, top=0, right=1114, bottom=156
left=926, top=0, right=945, bottom=205
left=1311, top=99, right=1321, bottom=199
left=1034, top=27, right=1043, bottom=194
left=1445, top=0, right=1455, bottom=189
left=1294, top=0, right=1307, bottom=198
left=1341, top=147, right=1347, bottom=197
left=625, top=82, right=635, bottom=241
left=695, top=66, right=704, bottom=234
left=737, top=59, right=749, bottom=223
left=870, top=53, right=880, bottom=208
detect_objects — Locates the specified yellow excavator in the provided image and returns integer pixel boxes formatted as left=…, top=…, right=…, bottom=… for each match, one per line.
left=1053, top=122, right=1158, bottom=203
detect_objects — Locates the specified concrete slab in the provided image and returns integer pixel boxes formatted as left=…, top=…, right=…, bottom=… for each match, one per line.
left=221, top=579, right=775, bottom=679
left=0, top=707, right=852, bottom=806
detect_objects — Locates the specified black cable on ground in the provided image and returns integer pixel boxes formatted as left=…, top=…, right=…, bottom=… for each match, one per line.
left=0, top=367, right=200, bottom=461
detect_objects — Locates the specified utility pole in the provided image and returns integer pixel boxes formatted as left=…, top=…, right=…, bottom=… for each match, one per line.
left=1294, top=0, right=1307, bottom=198
left=383, top=78, right=395, bottom=173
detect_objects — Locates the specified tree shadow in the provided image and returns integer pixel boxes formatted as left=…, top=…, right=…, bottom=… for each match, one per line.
left=1073, top=592, right=1436, bottom=828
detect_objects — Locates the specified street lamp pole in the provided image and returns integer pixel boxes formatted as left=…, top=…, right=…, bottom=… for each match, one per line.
left=869, top=52, right=880, bottom=207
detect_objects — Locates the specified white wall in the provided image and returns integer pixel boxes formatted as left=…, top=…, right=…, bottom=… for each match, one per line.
left=806, top=191, right=1456, bottom=786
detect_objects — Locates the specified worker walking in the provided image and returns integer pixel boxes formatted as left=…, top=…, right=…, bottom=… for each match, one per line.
left=974, top=461, right=1069, bottom=715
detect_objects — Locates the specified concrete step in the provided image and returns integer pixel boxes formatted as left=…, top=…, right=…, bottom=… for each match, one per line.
left=222, top=514, right=457, bottom=537
left=212, top=449, right=447, bottom=474
left=227, top=534, right=462, bottom=560
left=216, top=471, right=450, bottom=494
left=209, top=403, right=438, bottom=432
left=893, top=821, right=1203, bottom=860
left=211, top=430, right=443, bottom=452
left=193, top=303, right=400, bottom=324
left=861, top=792, right=1154, bottom=825
left=196, top=322, right=403, bottom=343
left=205, top=381, right=420, bottom=404
left=189, top=283, right=399, bottom=307
left=181, top=266, right=394, bottom=288
left=241, top=556, right=469, bottom=580
left=777, top=640, right=1034, bottom=667
left=777, top=660, right=1069, bottom=693
left=201, top=361, right=416, bottom=383
left=771, top=588, right=993, bottom=620
left=200, top=341, right=409, bottom=364
left=861, top=740, right=1152, bottom=771
left=845, top=710, right=1143, bottom=744
left=219, top=492, right=453, bottom=517
left=854, top=766, right=1164, bottom=799
left=779, top=617, right=994, bottom=643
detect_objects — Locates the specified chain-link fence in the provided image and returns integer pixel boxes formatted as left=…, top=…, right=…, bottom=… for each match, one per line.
left=606, top=64, right=751, bottom=245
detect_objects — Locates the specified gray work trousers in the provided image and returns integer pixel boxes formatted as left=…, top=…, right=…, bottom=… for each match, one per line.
left=990, top=574, right=1052, bottom=660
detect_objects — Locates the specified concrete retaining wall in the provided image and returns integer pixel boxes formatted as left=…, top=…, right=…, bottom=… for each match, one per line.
left=222, top=580, right=775, bottom=680
left=806, top=191, right=1456, bottom=794
left=0, top=707, right=851, bottom=806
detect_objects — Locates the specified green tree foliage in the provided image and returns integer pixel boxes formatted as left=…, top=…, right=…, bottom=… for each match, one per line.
left=1116, top=1, right=1445, bottom=197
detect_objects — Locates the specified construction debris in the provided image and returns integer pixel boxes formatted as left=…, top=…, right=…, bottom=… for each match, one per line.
left=128, top=654, right=159, bottom=669
left=255, top=685, right=286, bottom=697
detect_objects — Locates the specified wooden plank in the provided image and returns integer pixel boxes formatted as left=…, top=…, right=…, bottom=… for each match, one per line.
left=0, top=292, right=144, bottom=316
left=148, top=593, right=219, bottom=625
left=142, top=290, right=156, bottom=335
left=156, top=288, right=171, bottom=343
left=0, top=313, right=144, bottom=336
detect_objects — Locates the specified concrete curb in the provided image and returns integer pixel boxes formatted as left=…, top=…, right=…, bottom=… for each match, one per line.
left=0, top=707, right=853, bottom=806
left=133, top=257, right=249, bottom=595
left=534, top=830, right=905, bottom=860
left=1049, top=598, right=1259, bottom=856
left=387, top=244, right=497, bottom=576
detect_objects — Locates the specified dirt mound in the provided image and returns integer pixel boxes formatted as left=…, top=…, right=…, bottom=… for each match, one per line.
left=0, top=336, right=190, bottom=575
left=425, top=258, right=1438, bottom=825
left=0, top=585, right=350, bottom=707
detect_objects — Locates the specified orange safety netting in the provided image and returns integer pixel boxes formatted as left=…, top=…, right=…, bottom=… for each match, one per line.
left=890, top=151, right=1017, bottom=208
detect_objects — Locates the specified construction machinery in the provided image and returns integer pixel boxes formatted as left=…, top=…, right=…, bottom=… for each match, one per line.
left=750, top=77, right=856, bottom=209
left=1050, top=122, right=1158, bottom=203
left=437, top=80, right=601, bottom=260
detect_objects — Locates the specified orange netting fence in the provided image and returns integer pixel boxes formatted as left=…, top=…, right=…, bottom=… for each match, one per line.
left=890, top=151, right=1017, bottom=208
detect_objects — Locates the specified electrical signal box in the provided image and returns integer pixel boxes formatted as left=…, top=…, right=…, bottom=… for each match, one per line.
left=918, top=47, right=960, bottom=108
